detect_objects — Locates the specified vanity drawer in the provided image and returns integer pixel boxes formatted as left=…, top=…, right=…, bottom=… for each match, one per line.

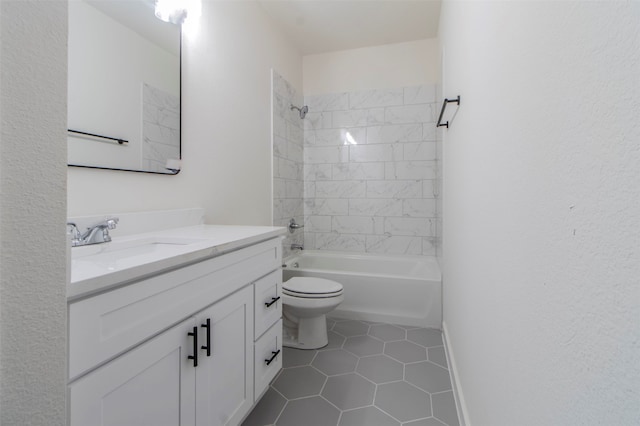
left=69, top=238, right=280, bottom=381
left=254, top=319, right=282, bottom=400
left=254, top=270, right=282, bottom=339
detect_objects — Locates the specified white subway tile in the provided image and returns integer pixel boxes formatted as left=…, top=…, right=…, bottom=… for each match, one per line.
left=272, top=71, right=296, bottom=99
left=403, top=199, right=437, bottom=218
left=305, top=216, right=332, bottom=233
left=316, top=180, right=367, bottom=198
left=274, top=115, right=286, bottom=138
left=384, top=217, right=433, bottom=236
left=366, top=180, right=422, bottom=199
left=304, top=111, right=332, bottom=130
left=332, top=216, right=374, bottom=234
left=305, top=146, right=342, bottom=164
left=403, top=142, right=436, bottom=161
left=366, top=124, right=423, bottom=144
left=282, top=199, right=304, bottom=218
left=385, top=161, right=437, bottom=180
left=385, top=104, right=435, bottom=124
left=350, top=88, right=404, bottom=109
left=273, top=136, right=287, bottom=158
left=304, top=130, right=317, bottom=145
left=304, top=181, right=316, bottom=198
left=304, top=199, right=349, bottom=216
left=305, top=93, right=349, bottom=112
left=312, top=129, right=344, bottom=146
left=423, top=123, right=437, bottom=141
left=304, top=164, right=332, bottom=181
left=287, top=141, right=303, bottom=162
left=332, top=163, right=385, bottom=180
left=373, top=217, right=385, bottom=235
left=303, top=232, right=316, bottom=250
left=350, top=144, right=400, bottom=162
left=403, top=85, right=436, bottom=105
left=287, top=121, right=303, bottom=143
left=422, top=237, right=437, bottom=256
left=286, top=180, right=304, bottom=199
left=349, top=199, right=403, bottom=217
left=422, top=180, right=437, bottom=199
left=315, top=233, right=366, bottom=252
left=273, top=178, right=286, bottom=199
left=333, top=108, right=384, bottom=128
left=365, top=235, right=422, bottom=255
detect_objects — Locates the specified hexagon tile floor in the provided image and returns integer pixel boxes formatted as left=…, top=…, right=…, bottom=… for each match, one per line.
left=242, top=318, right=460, bottom=426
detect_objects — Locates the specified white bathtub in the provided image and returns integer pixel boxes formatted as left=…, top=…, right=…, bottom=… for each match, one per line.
left=282, top=251, right=442, bottom=328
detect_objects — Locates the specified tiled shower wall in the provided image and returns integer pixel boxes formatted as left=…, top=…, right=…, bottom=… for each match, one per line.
left=303, top=86, right=439, bottom=256
left=272, top=71, right=304, bottom=259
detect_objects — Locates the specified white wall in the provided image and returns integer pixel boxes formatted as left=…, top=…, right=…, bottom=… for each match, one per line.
left=303, top=39, right=439, bottom=95
left=439, top=1, right=639, bottom=424
left=68, top=1, right=302, bottom=226
left=0, top=1, right=68, bottom=425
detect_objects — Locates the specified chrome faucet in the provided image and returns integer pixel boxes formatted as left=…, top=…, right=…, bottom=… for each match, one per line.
left=291, top=243, right=304, bottom=251
left=67, top=217, right=119, bottom=247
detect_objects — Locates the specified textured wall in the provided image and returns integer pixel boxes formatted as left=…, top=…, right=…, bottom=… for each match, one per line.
left=440, top=1, right=639, bottom=424
left=0, top=1, right=68, bottom=424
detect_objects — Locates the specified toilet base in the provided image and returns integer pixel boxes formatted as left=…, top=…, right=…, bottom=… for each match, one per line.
left=283, top=313, right=329, bottom=350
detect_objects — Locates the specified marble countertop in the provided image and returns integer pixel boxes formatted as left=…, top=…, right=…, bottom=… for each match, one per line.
left=68, top=224, right=286, bottom=301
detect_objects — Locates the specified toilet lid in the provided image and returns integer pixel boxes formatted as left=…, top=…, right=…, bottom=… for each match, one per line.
left=283, top=277, right=343, bottom=296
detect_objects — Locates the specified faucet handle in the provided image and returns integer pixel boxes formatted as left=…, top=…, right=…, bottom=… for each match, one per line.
left=105, top=217, right=119, bottom=230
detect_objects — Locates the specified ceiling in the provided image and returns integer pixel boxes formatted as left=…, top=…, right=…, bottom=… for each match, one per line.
left=257, top=0, right=442, bottom=56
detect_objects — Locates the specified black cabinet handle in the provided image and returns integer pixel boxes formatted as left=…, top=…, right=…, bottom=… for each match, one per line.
left=201, top=318, right=211, bottom=357
left=265, top=349, right=281, bottom=366
left=188, top=326, right=198, bottom=367
left=265, top=296, right=281, bottom=308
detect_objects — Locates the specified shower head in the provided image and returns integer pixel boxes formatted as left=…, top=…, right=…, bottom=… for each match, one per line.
left=291, top=104, right=309, bottom=119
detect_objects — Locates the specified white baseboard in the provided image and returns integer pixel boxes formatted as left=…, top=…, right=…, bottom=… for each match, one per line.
left=442, top=321, right=470, bottom=426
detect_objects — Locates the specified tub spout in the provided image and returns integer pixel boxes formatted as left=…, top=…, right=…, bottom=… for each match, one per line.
left=291, top=243, right=304, bottom=251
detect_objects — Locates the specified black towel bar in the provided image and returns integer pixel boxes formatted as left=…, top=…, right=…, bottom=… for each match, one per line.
left=436, top=96, right=461, bottom=129
left=68, top=129, right=128, bottom=145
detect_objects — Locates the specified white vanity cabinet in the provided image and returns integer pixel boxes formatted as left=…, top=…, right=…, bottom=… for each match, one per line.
left=68, top=236, right=283, bottom=426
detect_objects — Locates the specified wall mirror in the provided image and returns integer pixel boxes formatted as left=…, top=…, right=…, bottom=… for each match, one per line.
left=68, top=0, right=181, bottom=174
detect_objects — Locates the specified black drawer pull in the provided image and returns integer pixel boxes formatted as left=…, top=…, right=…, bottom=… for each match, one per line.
left=188, top=326, right=198, bottom=367
left=265, top=296, right=280, bottom=308
left=265, top=349, right=281, bottom=366
left=201, top=318, right=211, bottom=357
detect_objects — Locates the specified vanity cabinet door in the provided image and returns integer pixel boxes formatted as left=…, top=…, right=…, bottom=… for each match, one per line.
left=195, top=285, right=254, bottom=426
left=69, top=317, right=197, bottom=426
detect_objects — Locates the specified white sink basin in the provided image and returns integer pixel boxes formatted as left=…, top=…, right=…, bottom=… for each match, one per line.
left=72, top=236, right=208, bottom=262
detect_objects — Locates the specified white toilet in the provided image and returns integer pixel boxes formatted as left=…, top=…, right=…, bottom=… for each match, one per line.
left=282, top=277, right=344, bottom=350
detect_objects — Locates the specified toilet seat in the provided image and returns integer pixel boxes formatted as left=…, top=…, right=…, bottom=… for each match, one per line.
left=283, top=277, right=343, bottom=299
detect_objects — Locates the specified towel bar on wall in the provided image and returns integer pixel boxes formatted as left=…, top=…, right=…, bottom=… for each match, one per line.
left=68, top=129, right=128, bottom=145
left=436, top=96, right=461, bottom=129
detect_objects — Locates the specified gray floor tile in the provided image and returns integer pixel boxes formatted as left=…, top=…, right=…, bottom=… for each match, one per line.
left=375, top=381, right=432, bottom=422
left=407, top=329, right=443, bottom=348
left=320, top=330, right=346, bottom=350
left=432, top=391, right=460, bottom=426
left=405, top=362, right=452, bottom=393
left=369, top=324, right=406, bottom=341
left=403, top=418, right=447, bottom=426
left=356, top=355, right=404, bottom=384
left=339, top=406, right=400, bottom=426
left=385, top=340, right=428, bottom=363
left=276, top=396, right=340, bottom=426
left=427, top=347, right=448, bottom=369
left=344, top=335, right=384, bottom=357
left=282, top=347, right=316, bottom=368
left=272, top=366, right=326, bottom=399
left=333, top=320, right=370, bottom=337
left=321, top=373, right=375, bottom=410
left=242, top=388, right=286, bottom=426
left=312, top=349, right=358, bottom=376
